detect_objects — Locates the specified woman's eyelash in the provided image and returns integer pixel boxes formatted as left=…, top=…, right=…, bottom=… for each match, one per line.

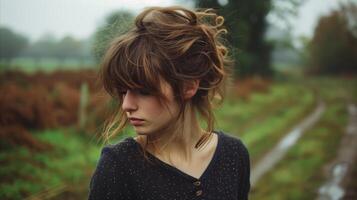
left=118, top=89, right=151, bottom=96
left=137, top=90, right=151, bottom=95
left=118, top=90, right=127, bottom=95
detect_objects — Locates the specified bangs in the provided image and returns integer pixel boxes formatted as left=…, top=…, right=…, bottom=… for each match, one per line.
left=101, top=32, right=166, bottom=99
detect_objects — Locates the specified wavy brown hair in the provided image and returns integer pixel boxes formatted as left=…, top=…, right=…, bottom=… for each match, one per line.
left=99, top=6, right=232, bottom=157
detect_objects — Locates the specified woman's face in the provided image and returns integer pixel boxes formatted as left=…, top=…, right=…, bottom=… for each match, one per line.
left=121, top=82, right=180, bottom=136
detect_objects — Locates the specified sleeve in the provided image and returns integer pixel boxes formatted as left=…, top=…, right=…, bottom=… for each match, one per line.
left=88, top=147, right=132, bottom=200
left=238, top=140, right=251, bottom=200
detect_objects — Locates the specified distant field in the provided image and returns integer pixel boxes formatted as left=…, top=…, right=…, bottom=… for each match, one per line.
left=0, top=57, right=97, bottom=73
left=272, top=62, right=306, bottom=80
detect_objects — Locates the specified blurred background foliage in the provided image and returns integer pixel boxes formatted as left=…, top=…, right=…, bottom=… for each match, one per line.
left=0, top=0, right=357, bottom=199
left=193, top=0, right=276, bottom=77
left=92, top=10, right=134, bottom=63
left=308, top=2, right=357, bottom=74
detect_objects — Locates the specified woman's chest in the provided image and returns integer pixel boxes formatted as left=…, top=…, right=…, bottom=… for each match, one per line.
left=126, top=162, right=240, bottom=200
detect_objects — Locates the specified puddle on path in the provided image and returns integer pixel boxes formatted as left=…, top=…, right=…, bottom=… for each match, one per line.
left=317, top=163, right=348, bottom=200
left=317, top=104, right=357, bottom=200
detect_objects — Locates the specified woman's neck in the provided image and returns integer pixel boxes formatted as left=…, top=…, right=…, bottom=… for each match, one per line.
left=140, top=104, right=206, bottom=162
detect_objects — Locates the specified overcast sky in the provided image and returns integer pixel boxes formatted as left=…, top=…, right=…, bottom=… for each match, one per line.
left=0, top=0, right=343, bottom=42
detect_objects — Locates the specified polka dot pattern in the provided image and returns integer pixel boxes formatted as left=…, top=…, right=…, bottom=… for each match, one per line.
left=88, top=131, right=250, bottom=200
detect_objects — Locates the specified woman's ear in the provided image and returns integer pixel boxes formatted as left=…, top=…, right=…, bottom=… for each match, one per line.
left=183, top=80, right=200, bottom=99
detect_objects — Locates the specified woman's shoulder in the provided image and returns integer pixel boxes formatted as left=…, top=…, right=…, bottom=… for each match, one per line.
left=89, top=138, right=138, bottom=198
left=216, top=130, right=249, bottom=157
left=215, top=131, right=251, bottom=197
left=98, top=137, right=139, bottom=162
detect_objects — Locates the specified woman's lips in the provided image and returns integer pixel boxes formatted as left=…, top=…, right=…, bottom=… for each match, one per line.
left=129, top=118, right=145, bottom=126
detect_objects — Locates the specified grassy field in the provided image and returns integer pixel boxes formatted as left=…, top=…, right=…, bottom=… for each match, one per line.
left=0, top=57, right=96, bottom=73
left=0, top=126, right=134, bottom=200
left=216, top=82, right=315, bottom=164
left=1, top=77, right=356, bottom=199
left=0, top=129, right=100, bottom=199
left=250, top=102, right=348, bottom=199
left=250, top=77, right=357, bottom=199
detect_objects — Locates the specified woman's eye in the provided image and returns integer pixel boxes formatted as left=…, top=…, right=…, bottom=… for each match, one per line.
left=138, top=90, right=151, bottom=96
left=133, top=89, right=151, bottom=96
left=119, top=89, right=151, bottom=96
left=119, top=91, right=127, bottom=96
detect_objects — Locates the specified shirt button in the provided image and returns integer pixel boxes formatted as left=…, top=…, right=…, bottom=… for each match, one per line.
left=193, top=181, right=201, bottom=186
left=196, top=190, right=203, bottom=196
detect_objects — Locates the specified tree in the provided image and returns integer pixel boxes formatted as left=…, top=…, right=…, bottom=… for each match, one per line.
left=268, top=0, right=306, bottom=31
left=21, top=33, right=57, bottom=62
left=188, top=0, right=272, bottom=77
left=92, top=10, right=134, bottom=63
left=309, top=2, right=357, bottom=74
left=22, top=34, right=91, bottom=65
left=55, top=36, right=82, bottom=61
left=0, top=27, right=28, bottom=64
left=187, top=0, right=305, bottom=77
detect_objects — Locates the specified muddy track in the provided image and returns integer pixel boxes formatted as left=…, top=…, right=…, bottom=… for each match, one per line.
left=250, top=101, right=326, bottom=187
left=317, top=104, right=357, bottom=200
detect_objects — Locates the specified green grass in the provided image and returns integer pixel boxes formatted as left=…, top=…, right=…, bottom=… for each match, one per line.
left=308, top=77, right=357, bottom=103
left=0, top=127, right=135, bottom=200
left=215, top=82, right=315, bottom=163
left=250, top=102, right=347, bottom=200
left=0, top=129, right=100, bottom=200
left=250, top=77, right=355, bottom=199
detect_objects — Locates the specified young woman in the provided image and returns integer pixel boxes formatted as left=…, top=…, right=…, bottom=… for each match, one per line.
left=88, top=6, right=250, bottom=200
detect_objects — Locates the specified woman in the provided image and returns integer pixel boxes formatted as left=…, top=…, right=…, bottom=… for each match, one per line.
left=89, top=6, right=250, bottom=200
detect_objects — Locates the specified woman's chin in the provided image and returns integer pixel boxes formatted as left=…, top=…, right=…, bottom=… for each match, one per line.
left=134, top=127, right=152, bottom=136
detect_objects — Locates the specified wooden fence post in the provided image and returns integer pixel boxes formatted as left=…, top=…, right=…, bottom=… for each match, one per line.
left=78, top=82, right=89, bottom=130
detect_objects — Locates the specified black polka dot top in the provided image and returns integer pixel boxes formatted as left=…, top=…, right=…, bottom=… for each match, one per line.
left=88, top=131, right=250, bottom=200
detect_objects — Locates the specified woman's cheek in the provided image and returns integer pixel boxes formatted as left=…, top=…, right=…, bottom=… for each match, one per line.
left=144, top=98, right=165, bottom=117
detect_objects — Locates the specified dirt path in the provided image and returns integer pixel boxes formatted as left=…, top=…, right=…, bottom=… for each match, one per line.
left=250, top=101, right=326, bottom=187
left=317, top=104, right=357, bottom=200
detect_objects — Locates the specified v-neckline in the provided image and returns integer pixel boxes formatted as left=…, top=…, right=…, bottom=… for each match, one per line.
left=129, top=131, right=222, bottom=182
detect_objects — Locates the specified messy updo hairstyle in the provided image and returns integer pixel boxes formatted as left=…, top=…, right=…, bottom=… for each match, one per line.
left=99, top=6, right=231, bottom=153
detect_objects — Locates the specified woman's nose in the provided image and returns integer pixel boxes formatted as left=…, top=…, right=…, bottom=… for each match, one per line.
left=122, top=90, right=138, bottom=112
